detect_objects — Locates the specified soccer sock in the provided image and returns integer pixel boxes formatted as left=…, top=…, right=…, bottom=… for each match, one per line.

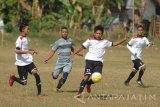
left=126, top=71, right=137, bottom=82
left=12, top=76, right=26, bottom=85
left=56, top=72, right=68, bottom=89
left=78, top=79, right=87, bottom=93
left=137, top=69, right=144, bottom=81
left=34, top=73, right=41, bottom=95
left=87, top=79, right=94, bottom=85
left=56, top=78, right=66, bottom=89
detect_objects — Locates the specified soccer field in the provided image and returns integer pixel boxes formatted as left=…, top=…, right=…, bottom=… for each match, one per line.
left=0, top=39, right=160, bottom=107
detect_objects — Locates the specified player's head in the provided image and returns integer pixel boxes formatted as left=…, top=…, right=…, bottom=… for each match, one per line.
left=19, top=23, right=29, bottom=35
left=61, top=26, right=68, bottom=39
left=94, top=25, right=104, bottom=39
left=137, top=24, right=144, bottom=36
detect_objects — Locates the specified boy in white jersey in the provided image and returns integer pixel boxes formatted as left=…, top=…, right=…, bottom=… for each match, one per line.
left=73, top=25, right=129, bottom=97
left=9, top=23, right=43, bottom=96
left=124, top=25, right=152, bottom=87
left=44, top=27, right=82, bottom=92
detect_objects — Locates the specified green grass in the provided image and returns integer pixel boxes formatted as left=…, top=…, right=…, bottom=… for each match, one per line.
left=0, top=30, right=160, bottom=107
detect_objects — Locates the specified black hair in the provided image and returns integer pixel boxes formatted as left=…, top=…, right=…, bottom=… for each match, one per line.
left=19, top=23, right=28, bottom=32
left=137, top=24, right=144, bottom=29
left=61, top=26, right=68, bottom=30
left=94, top=25, right=104, bottom=34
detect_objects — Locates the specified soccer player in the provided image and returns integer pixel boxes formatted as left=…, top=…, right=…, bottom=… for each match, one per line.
left=9, top=23, right=43, bottom=96
left=73, top=25, right=129, bottom=97
left=44, top=26, right=82, bottom=92
left=124, top=25, right=152, bottom=87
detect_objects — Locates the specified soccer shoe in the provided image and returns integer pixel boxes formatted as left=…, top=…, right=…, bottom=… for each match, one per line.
left=86, top=84, right=91, bottom=93
left=37, top=93, right=46, bottom=98
left=55, top=88, right=63, bottom=92
left=74, top=92, right=82, bottom=98
left=124, top=80, right=129, bottom=87
left=9, top=74, right=15, bottom=87
left=137, top=80, right=144, bottom=87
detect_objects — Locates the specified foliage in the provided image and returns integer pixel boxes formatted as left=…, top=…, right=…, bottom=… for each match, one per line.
left=0, top=0, right=148, bottom=33
left=4, top=22, right=13, bottom=32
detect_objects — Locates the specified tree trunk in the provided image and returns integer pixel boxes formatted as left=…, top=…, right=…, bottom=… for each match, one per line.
left=32, top=0, right=42, bottom=19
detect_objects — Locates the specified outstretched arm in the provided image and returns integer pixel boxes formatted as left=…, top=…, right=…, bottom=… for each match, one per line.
left=73, top=45, right=85, bottom=56
left=71, top=46, right=83, bottom=56
left=112, top=36, right=129, bottom=46
left=44, top=50, right=55, bottom=64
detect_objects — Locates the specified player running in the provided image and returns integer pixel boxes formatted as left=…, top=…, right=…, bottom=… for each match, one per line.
left=124, top=24, right=152, bottom=87
left=9, top=23, right=43, bottom=96
left=73, top=25, right=129, bottom=98
left=44, top=26, right=82, bottom=92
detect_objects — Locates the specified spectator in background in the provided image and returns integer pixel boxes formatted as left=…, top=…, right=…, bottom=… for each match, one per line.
left=141, top=0, right=156, bottom=36
left=125, top=0, right=134, bottom=32
left=0, top=18, right=4, bottom=34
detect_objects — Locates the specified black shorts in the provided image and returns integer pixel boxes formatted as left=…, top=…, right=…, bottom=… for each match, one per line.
left=84, top=60, right=103, bottom=76
left=132, top=59, right=144, bottom=70
left=17, top=62, right=36, bottom=81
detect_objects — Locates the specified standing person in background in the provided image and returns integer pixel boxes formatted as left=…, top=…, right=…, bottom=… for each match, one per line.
left=124, top=25, right=152, bottom=87
left=9, top=23, right=43, bottom=97
left=125, top=0, right=134, bottom=32
left=141, top=0, right=156, bottom=36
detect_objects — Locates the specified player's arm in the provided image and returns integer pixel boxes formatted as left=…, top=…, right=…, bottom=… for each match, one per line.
left=44, top=50, right=55, bottom=64
left=73, top=45, right=85, bottom=56
left=145, top=37, right=153, bottom=47
left=127, top=44, right=136, bottom=56
left=29, top=49, right=38, bottom=54
left=71, top=46, right=83, bottom=56
left=112, top=36, right=129, bottom=46
left=15, top=47, right=35, bottom=55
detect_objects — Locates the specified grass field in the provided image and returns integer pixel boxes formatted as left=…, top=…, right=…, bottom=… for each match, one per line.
left=0, top=37, right=160, bottom=107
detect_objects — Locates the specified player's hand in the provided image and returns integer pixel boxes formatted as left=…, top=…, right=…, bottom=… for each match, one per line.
left=125, top=36, right=130, bottom=40
left=28, top=50, right=38, bottom=55
left=33, top=50, right=38, bottom=55
left=44, top=59, right=49, bottom=64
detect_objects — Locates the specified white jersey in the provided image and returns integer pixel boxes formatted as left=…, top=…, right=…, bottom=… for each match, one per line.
left=82, top=37, right=112, bottom=62
left=15, top=35, right=33, bottom=66
left=127, top=36, right=150, bottom=60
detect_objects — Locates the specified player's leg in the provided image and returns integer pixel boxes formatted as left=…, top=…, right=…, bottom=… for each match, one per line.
left=124, top=59, right=138, bottom=86
left=136, top=60, right=145, bottom=87
left=56, top=62, right=72, bottom=90
left=9, top=66, right=28, bottom=87
left=76, top=60, right=94, bottom=97
left=27, top=63, right=42, bottom=96
left=86, top=61, right=103, bottom=93
left=51, top=64, right=63, bottom=80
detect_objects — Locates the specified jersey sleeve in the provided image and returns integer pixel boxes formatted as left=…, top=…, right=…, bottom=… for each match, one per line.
left=105, top=40, right=113, bottom=47
left=15, top=37, right=22, bottom=49
left=144, top=37, right=150, bottom=45
left=51, top=41, right=58, bottom=51
left=82, top=39, right=90, bottom=48
left=128, top=38, right=134, bottom=46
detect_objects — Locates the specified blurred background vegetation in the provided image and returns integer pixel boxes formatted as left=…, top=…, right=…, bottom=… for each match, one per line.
left=0, top=0, right=159, bottom=47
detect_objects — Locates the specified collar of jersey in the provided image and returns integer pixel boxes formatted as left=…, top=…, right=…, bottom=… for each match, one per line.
left=94, top=37, right=103, bottom=40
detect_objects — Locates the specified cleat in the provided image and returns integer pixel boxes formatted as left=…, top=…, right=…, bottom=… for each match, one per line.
left=55, top=88, right=63, bottom=93
left=137, top=80, right=144, bottom=87
left=74, top=92, right=82, bottom=98
left=37, top=93, right=46, bottom=98
left=124, top=80, right=129, bottom=87
left=9, top=74, right=15, bottom=87
left=86, top=84, right=91, bottom=93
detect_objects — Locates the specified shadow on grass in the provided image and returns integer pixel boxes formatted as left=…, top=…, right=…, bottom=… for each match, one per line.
left=62, top=89, right=78, bottom=93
